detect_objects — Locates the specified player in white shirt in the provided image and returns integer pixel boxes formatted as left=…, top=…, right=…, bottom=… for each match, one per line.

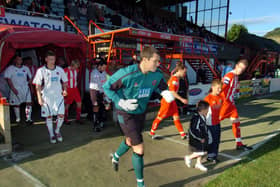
left=89, top=61, right=110, bottom=132
left=33, top=51, right=68, bottom=144
left=4, top=55, right=33, bottom=125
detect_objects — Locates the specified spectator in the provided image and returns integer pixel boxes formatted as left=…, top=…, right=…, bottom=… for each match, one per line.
left=222, top=62, right=233, bottom=78
left=111, top=10, right=122, bottom=27
left=128, top=54, right=138, bottom=65
left=197, top=64, right=206, bottom=83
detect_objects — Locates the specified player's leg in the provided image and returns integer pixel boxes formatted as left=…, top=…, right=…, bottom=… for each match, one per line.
left=195, top=155, right=208, bottom=172
left=25, top=102, right=33, bottom=125
left=64, top=103, right=71, bottom=125
left=185, top=152, right=206, bottom=169
left=97, top=97, right=105, bottom=129
left=25, top=89, right=33, bottom=125
left=132, top=143, right=145, bottom=187
left=111, top=110, right=133, bottom=171
left=229, top=105, right=252, bottom=150
left=64, top=90, right=73, bottom=125
left=13, top=105, right=21, bottom=123
left=111, top=137, right=131, bottom=171
left=74, top=89, right=82, bottom=124
left=46, top=116, right=56, bottom=144
left=172, top=115, right=187, bottom=139
left=76, top=102, right=82, bottom=122
left=150, top=115, right=163, bottom=136
left=92, top=104, right=100, bottom=132
left=10, top=91, right=21, bottom=122
left=55, top=114, right=64, bottom=142
left=131, top=114, right=145, bottom=187
left=207, top=124, right=221, bottom=162
left=54, top=98, right=65, bottom=142
left=150, top=104, right=166, bottom=136
left=231, top=117, right=242, bottom=146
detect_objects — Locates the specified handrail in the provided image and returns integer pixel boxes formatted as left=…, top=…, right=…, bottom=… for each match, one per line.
left=88, top=20, right=104, bottom=35
left=64, top=15, right=88, bottom=42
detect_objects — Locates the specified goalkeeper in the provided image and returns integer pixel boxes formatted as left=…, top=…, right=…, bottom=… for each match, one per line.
left=103, top=46, right=173, bottom=187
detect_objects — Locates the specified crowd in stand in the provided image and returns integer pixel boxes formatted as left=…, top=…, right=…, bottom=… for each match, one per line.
left=27, top=0, right=51, bottom=15
left=1, top=0, right=221, bottom=42
left=0, top=0, right=21, bottom=8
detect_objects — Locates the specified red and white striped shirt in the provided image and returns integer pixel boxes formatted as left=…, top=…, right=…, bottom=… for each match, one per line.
left=221, top=71, right=238, bottom=103
left=64, top=67, right=78, bottom=88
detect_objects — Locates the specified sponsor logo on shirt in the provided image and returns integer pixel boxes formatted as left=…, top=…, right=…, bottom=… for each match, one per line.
left=138, top=88, right=151, bottom=98
left=16, top=73, right=24, bottom=77
left=51, top=77, right=59, bottom=82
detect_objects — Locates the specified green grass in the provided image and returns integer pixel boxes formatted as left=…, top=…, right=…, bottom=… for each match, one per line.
left=205, top=134, right=280, bottom=187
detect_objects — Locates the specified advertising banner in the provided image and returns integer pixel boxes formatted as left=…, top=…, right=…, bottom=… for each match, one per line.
left=251, top=78, right=271, bottom=96
left=188, top=83, right=211, bottom=105
left=0, top=12, right=64, bottom=31
left=238, top=80, right=253, bottom=98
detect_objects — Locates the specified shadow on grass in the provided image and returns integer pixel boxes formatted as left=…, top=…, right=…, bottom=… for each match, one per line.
left=159, top=134, right=280, bottom=187
left=159, top=161, right=237, bottom=187
left=220, top=129, right=280, bottom=144
left=128, top=157, right=183, bottom=172
left=221, top=115, right=280, bottom=132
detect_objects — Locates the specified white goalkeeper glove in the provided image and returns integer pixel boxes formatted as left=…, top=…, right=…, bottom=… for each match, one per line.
left=118, top=99, right=138, bottom=111
left=161, top=90, right=175, bottom=103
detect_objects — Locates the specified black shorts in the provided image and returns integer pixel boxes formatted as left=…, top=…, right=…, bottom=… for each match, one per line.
left=116, top=110, right=146, bottom=146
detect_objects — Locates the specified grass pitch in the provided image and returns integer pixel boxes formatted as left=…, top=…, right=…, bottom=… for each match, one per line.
left=0, top=92, right=280, bottom=187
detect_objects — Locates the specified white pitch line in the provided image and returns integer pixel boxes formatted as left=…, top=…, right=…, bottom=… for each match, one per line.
left=146, top=133, right=187, bottom=146
left=238, top=130, right=280, bottom=158
left=5, top=161, right=46, bottom=187
left=146, top=132, right=241, bottom=160
left=219, top=153, right=241, bottom=161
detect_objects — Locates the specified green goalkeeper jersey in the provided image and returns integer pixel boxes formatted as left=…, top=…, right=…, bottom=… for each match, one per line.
left=103, top=64, right=167, bottom=114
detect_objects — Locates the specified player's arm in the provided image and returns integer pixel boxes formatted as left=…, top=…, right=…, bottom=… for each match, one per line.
left=103, top=69, right=125, bottom=104
left=170, top=91, right=188, bottom=104
left=4, top=67, right=18, bottom=95
left=6, top=78, right=18, bottom=95
left=103, top=68, right=138, bottom=111
left=35, top=84, right=44, bottom=106
left=62, top=82, right=68, bottom=96
left=155, top=78, right=176, bottom=103
left=89, top=72, right=99, bottom=106
left=26, top=67, right=34, bottom=94
left=188, top=116, right=203, bottom=141
left=221, top=76, right=231, bottom=99
left=32, top=69, right=44, bottom=105
left=203, top=96, right=212, bottom=125
left=61, top=69, right=68, bottom=96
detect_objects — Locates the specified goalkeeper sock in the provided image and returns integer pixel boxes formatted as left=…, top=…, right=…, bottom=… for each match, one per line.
left=132, top=152, right=144, bottom=187
left=113, top=140, right=130, bottom=162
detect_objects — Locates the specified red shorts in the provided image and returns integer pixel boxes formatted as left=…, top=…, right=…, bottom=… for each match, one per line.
left=157, top=99, right=179, bottom=119
left=64, top=88, right=81, bottom=104
left=219, top=101, right=239, bottom=120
